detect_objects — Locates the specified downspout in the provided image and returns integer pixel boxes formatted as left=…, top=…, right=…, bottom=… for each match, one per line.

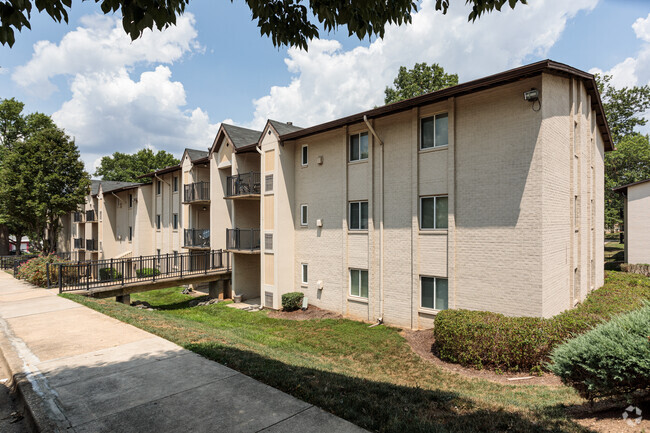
left=363, top=115, right=384, bottom=324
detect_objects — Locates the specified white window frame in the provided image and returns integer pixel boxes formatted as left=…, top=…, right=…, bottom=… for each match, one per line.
left=265, top=174, right=273, bottom=194
left=420, top=276, right=448, bottom=311
left=420, top=113, right=449, bottom=150
left=300, top=204, right=308, bottom=226
left=419, top=195, right=448, bottom=230
left=264, top=232, right=274, bottom=251
left=301, top=145, right=308, bottom=166
left=349, top=201, right=368, bottom=231
left=349, top=268, right=369, bottom=299
left=301, top=263, right=308, bottom=285
left=349, top=132, right=369, bottom=162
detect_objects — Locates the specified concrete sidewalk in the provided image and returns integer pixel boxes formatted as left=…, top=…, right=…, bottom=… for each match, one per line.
left=0, top=272, right=365, bottom=433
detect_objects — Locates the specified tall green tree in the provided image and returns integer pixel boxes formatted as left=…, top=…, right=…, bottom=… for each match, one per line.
left=384, top=63, right=459, bottom=104
left=0, top=0, right=527, bottom=49
left=598, top=74, right=650, bottom=144
left=94, top=148, right=180, bottom=183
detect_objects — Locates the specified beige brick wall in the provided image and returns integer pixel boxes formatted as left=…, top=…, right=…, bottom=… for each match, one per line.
left=626, top=182, right=650, bottom=264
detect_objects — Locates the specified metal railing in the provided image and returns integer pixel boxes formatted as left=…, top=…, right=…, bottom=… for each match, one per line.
left=74, top=238, right=84, bottom=249
left=86, top=239, right=98, bottom=251
left=184, top=181, right=210, bottom=203
left=184, top=228, right=210, bottom=248
left=50, top=250, right=230, bottom=293
left=1, top=251, right=72, bottom=271
left=86, top=210, right=96, bottom=222
left=226, top=228, right=260, bottom=251
left=226, top=172, right=261, bottom=197
left=73, top=212, right=83, bottom=223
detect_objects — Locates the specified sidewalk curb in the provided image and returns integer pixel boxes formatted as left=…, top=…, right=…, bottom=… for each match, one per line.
left=0, top=298, right=74, bottom=432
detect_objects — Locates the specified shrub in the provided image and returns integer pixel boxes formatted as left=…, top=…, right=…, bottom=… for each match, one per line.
left=136, top=267, right=160, bottom=278
left=549, top=304, right=650, bottom=400
left=282, top=292, right=304, bottom=311
left=99, top=267, right=122, bottom=281
left=15, top=254, right=72, bottom=288
left=433, top=271, right=650, bottom=371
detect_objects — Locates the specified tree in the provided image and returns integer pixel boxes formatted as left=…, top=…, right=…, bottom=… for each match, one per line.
left=0, top=0, right=528, bottom=49
left=94, top=148, right=180, bottom=183
left=384, top=63, right=459, bottom=104
left=0, top=128, right=90, bottom=253
left=597, top=74, right=650, bottom=144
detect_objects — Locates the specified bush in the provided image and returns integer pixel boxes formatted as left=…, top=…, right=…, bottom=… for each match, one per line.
left=15, top=254, right=72, bottom=288
left=136, top=267, right=160, bottom=278
left=99, top=267, right=122, bottom=281
left=549, top=304, right=650, bottom=400
left=282, top=292, right=304, bottom=311
left=433, top=271, right=650, bottom=371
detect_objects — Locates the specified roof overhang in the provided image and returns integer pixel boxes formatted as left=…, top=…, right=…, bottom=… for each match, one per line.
left=138, top=165, right=181, bottom=179
left=612, top=178, right=650, bottom=194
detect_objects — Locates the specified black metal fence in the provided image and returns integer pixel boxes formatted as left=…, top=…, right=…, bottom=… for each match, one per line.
left=86, top=210, right=96, bottom=222
left=184, top=229, right=210, bottom=248
left=226, top=228, right=260, bottom=251
left=50, top=249, right=230, bottom=293
left=1, top=252, right=72, bottom=271
left=184, top=181, right=210, bottom=202
left=226, top=172, right=261, bottom=197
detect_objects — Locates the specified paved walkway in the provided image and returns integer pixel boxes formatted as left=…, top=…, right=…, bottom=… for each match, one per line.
left=0, top=272, right=365, bottom=433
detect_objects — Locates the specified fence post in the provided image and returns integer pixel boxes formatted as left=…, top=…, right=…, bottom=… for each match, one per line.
left=180, top=254, right=183, bottom=278
left=46, top=263, right=51, bottom=289
left=58, top=264, right=62, bottom=293
left=204, top=250, right=208, bottom=274
left=166, top=253, right=169, bottom=276
left=121, top=260, right=125, bottom=286
left=86, top=263, right=90, bottom=290
left=152, top=256, right=156, bottom=283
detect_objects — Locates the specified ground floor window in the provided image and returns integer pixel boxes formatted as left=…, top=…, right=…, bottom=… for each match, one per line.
left=301, top=263, right=308, bottom=285
left=350, top=269, right=368, bottom=298
left=421, top=276, right=448, bottom=310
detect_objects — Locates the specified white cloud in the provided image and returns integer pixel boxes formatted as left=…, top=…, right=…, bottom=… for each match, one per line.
left=13, top=13, right=219, bottom=173
left=248, top=0, right=598, bottom=129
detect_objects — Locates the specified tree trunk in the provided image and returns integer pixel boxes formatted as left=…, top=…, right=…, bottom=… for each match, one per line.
left=13, top=232, right=23, bottom=255
left=0, top=224, right=8, bottom=256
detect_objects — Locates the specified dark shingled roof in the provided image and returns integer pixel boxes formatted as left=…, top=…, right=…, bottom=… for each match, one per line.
left=185, top=148, right=209, bottom=162
left=222, top=124, right=262, bottom=149
left=269, top=119, right=303, bottom=136
left=138, top=164, right=181, bottom=179
left=90, top=180, right=142, bottom=195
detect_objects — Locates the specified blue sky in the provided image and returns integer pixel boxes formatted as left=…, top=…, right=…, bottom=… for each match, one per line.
left=1, top=0, right=649, bottom=173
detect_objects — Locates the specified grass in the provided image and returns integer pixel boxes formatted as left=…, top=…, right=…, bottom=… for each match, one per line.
left=63, top=292, right=612, bottom=432
left=604, top=242, right=624, bottom=270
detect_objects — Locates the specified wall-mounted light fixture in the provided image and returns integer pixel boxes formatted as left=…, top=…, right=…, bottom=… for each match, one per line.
left=524, top=88, right=541, bottom=112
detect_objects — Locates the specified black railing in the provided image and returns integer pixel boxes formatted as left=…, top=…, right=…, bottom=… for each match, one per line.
left=73, top=212, right=83, bottom=223
left=86, top=239, right=98, bottom=251
left=51, top=250, right=230, bottom=293
left=184, top=228, right=210, bottom=248
left=0, top=253, right=39, bottom=270
left=86, top=210, right=96, bottom=222
left=226, top=228, right=260, bottom=251
left=226, top=172, right=261, bottom=197
left=184, top=181, right=210, bottom=203
left=74, top=238, right=84, bottom=249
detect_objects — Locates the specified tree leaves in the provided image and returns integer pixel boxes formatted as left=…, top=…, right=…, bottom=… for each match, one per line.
left=94, top=148, right=180, bottom=183
left=384, top=62, right=459, bottom=104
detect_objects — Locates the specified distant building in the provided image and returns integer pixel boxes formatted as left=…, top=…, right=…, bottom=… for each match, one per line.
left=9, top=236, right=30, bottom=254
left=613, top=179, right=650, bottom=264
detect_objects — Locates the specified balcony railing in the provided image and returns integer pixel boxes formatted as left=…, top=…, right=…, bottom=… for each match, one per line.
left=184, top=228, right=210, bottom=249
left=86, top=210, right=96, bottom=222
left=226, top=172, right=261, bottom=198
left=73, top=212, right=83, bottom=223
left=86, top=239, right=98, bottom=251
left=184, top=181, right=210, bottom=203
left=226, top=228, right=260, bottom=252
left=74, top=238, right=84, bottom=249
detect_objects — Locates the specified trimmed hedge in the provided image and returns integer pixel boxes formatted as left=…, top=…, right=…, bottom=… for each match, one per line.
left=434, top=271, right=650, bottom=371
left=136, top=267, right=161, bottom=278
left=549, top=304, right=650, bottom=400
left=282, top=292, right=304, bottom=311
left=99, top=267, right=122, bottom=281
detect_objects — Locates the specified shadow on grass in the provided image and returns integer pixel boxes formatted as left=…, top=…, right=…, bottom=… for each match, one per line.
left=150, top=295, right=211, bottom=311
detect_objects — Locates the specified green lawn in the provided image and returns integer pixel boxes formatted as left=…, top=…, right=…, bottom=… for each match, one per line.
left=605, top=242, right=624, bottom=270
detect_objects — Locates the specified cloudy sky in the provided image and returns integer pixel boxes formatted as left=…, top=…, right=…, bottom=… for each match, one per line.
left=0, top=0, right=648, bottom=174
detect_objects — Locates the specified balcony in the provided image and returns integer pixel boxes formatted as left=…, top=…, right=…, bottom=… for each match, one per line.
left=86, top=239, right=98, bottom=251
left=184, top=228, right=210, bottom=249
left=183, top=181, right=210, bottom=204
left=74, top=238, right=84, bottom=249
left=73, top=212, right=83, bottom=223
left=226, top=228, right=260, bottom=253
left=226, top=172, right=261, bottom=199
left=86, top=210, right=97, bottom=222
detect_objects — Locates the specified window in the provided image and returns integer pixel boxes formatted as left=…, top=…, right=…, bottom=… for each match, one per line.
left=350, top=269, right=368, bottom=298
left=420, top=196, right=448, bottom=229
left=157, top=180, right=162, bottom=195
left=349, top=132, right=369, bottom=162
left=128, top=226, right=132, bottom=242
left=128, top=194, right=133, bottom=208
left=173, top=251, right=178, bottom=267
left=301, top=145, right=308, bottom=166
left=349, top=201, right=368, bottom=230
left=265, top=233, right=273, bottom=250
left=265, top=174, right=273, bottom=193
left=157, top=249, right=161, bottom=258
left=301, top=263, right=308, bottom=285
left=421, top=277, right=448, bottom=310
left=173, top=176, right=178, bottom=192
left=420, top=113, right=448, bottom=149
left=172, top=213, right=178, bottom=230
left=300, top=204, right=308, bottom=226
left=156, top=214, right=161, bottom=230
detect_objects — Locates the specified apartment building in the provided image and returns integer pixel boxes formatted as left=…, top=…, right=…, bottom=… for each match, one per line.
left=613, top=179, right=650, bottom=264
